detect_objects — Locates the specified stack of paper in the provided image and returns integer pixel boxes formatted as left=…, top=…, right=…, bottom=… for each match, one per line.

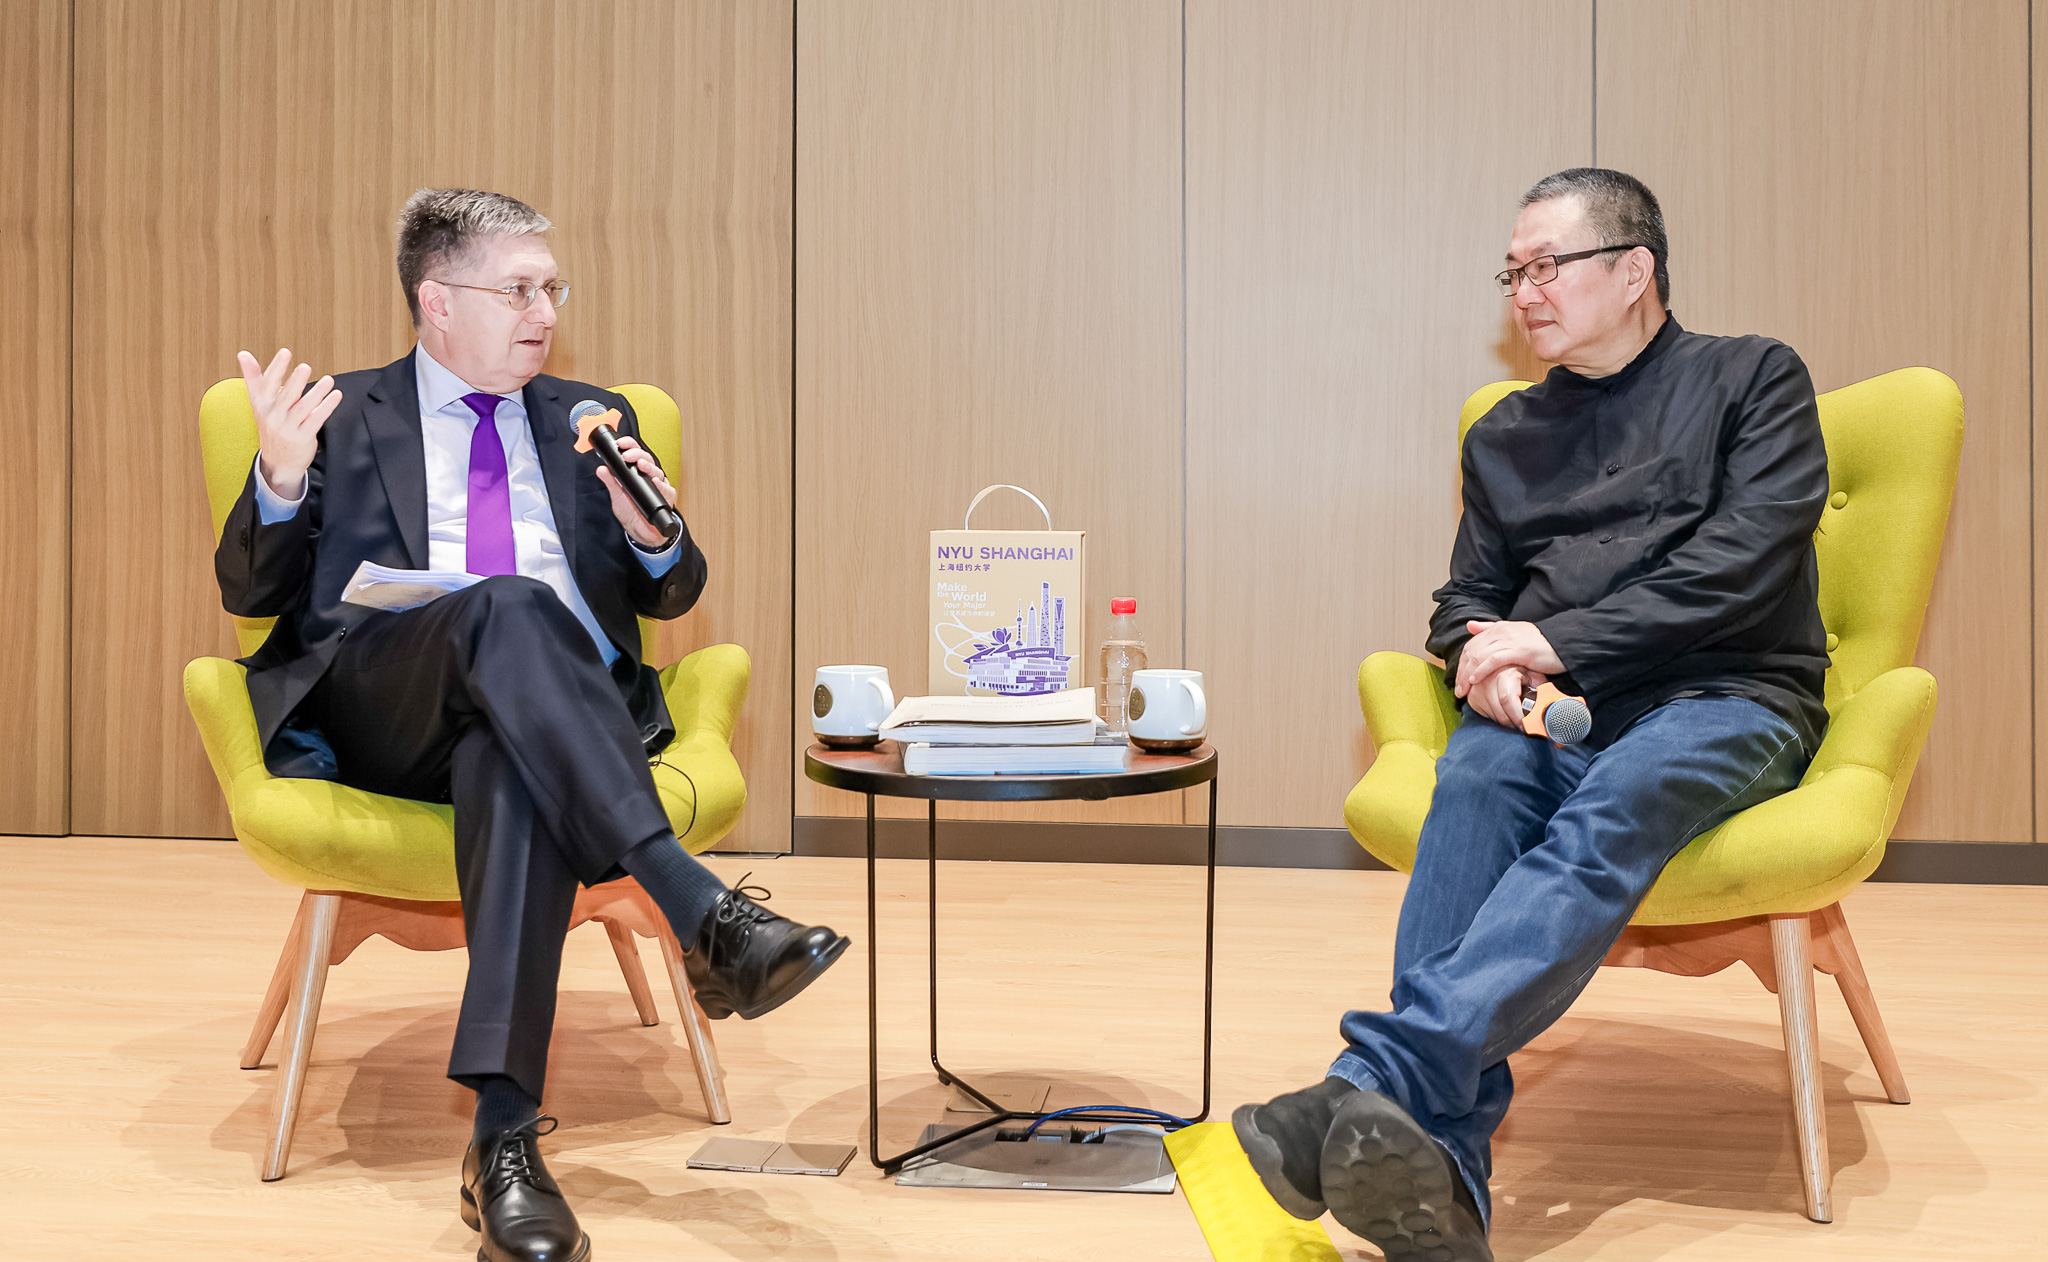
left=341, top=561, right=483, bottom=612
left=879, top=688, right=1128, bottom=776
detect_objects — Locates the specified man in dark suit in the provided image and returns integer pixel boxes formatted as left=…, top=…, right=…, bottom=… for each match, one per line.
left=217, top=188, right=845, bottom=1262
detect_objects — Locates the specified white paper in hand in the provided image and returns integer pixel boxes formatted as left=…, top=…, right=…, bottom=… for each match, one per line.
left=341, top=560, right=484, bottom=612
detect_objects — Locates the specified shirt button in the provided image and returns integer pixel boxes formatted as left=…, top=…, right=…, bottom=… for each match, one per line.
left=1606, top=463, right=1620, bottom=475
left=1599, top=534, right=1613, bottom=544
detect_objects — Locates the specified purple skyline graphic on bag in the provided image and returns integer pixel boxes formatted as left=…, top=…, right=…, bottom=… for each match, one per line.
left=962, top=581, right=1073, bottom=695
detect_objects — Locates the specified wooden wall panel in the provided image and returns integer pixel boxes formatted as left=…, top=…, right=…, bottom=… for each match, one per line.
left=1184, top=0, right=1591, bottom=828
left=1600, top=1, right=2032, bottom=842
left=0, top=0, right=72, bottom=835
left=71, top=0, right=795, bottom=845
left=793, top=0, right=1186, bottom=824
left=2035, top=0, right=2048, bottom=846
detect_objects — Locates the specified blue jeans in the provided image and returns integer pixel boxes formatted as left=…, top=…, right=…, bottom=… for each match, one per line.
left=1328, top=696, right=1808, bottom=1228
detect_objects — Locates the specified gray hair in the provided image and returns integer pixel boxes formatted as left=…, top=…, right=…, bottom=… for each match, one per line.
left=1519, top=168, right=1669, bottom=306
left=395, top=188, right=553, bottom=325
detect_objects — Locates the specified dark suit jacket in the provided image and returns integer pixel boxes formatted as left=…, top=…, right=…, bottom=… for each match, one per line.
left=214, top=353, right=708, bottom=768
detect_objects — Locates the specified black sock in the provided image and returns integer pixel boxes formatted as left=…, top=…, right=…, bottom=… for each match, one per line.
left=618, top=831, right=728, bottom=942
left=472, top=1075, right=539, bottom=1145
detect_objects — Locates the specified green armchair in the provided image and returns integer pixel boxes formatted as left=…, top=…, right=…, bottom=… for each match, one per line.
left=185, top=379, right=751, bottom=1180
left=1344, top=368, right=1962, bottom=1223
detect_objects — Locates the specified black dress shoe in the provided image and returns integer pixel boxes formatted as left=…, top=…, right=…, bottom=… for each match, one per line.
left=1231, top=1077, right=1358, bottom=1219
left=1320, top=1089, right=1491, bottom=1262
left=683, top=879, right=849, bottom=1020
left=460, top=1116, right=590, bottom=1262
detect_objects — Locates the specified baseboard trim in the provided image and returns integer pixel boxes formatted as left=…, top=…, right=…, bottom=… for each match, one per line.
left=790, top=817, right=2048, bottom=885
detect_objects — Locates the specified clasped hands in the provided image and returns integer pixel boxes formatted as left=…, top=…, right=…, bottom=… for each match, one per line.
left=1454, top=619, right=1565, bottom=729
left=236, top=348, right=678, bottom=547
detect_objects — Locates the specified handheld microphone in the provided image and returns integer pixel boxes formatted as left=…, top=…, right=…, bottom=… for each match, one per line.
left=1521, top=682, right=1592, bottom=746
left=570, top=399, right=682, bottom=546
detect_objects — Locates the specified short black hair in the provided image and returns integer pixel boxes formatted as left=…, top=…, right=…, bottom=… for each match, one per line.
left=1519, top=168, right=1669, bottom=306
left=394, top=188, right=552, bottom=326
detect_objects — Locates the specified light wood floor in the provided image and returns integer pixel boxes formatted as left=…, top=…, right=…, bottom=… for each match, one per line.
left=4, top=836, right=2045, bottom=1260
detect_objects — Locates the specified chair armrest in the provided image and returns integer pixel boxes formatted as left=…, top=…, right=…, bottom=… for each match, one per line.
left=1800, top=665, right=1939, bottom=833
left=654, top=644, right=751, bottom=853
left=183, top=656, right=267, bottom=803
left=1634, top=667, right=1938, bottom=923
left=1358, top=651, right=1461, bottom=758
left=659, top=643, right=752, bottom=751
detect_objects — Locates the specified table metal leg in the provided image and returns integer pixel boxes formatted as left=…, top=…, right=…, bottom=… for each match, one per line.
left=867, top=792, right=880, bottom=1170
left=1199, top=775, right=1217, bottom=1122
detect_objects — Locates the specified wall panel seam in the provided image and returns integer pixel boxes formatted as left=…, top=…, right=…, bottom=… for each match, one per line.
left=790, top=0, right=800, bottom=847
left=1179, top=0, right=1188, bottom=826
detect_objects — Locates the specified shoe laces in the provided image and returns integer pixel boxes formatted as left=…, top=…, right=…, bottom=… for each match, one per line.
left=714, top=874, right=780, bottom=929
left=493, top=1114, right=559, bottom=1184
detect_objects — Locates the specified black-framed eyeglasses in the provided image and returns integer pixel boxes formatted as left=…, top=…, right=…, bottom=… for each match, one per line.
left=1496, top=245, right=1649, bottom=297
left=433, top=278, right=572, bottom=310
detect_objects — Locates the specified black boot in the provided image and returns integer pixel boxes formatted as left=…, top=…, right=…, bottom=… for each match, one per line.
left=683, top=880, right=849, bottom=1020
left=1231, top=1077, right=1359, bottom=1219
left=1320, top=1089, right=1491, bottom=1262
left=460, top=1116, right=589, bottom=1262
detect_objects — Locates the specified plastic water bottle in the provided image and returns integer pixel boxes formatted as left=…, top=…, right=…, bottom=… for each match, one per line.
left=1098, top=598, right=1147, bottom=734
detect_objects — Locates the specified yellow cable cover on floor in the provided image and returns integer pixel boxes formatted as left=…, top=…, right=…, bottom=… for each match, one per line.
left=1164, top=1123, right=1343, bottom=1262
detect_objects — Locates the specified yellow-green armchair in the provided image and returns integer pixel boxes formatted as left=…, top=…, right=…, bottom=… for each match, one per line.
left=184, top=379, right=751, bottom=1180
left=1345, top=368, right=1961, bottom=1223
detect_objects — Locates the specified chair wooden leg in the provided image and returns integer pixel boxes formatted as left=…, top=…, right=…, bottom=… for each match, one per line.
left=242, top=897, right=309, bottom=1069
left=603, top=918, right=661, bottom=1027
left=1770, top=914, right=1833, bottom=1222
left=658, top=927, right=731, bottom=1125
left=1815, top=902, right=1910, bottom=1104
left=262, top=892, right=341, bottom=1182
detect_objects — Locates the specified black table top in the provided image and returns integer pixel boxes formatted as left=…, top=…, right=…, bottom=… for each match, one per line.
left=803, top=740, right=1216, bottom=802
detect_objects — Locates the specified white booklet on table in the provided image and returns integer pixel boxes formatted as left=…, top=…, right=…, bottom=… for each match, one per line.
left=904, top=735, right=1130, bottom=776
left=340, top=560, right=484, bottom=612
left=878, top=687, right=1101, bottom=746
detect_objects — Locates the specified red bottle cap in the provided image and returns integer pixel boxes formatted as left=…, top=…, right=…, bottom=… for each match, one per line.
left=1110, top=598, right=1136, bottom=615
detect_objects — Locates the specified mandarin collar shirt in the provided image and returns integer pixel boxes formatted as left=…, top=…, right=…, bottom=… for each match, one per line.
left=1428, top=316, right=1831, bottom=751
left=254, top=344, right=681, bottom=665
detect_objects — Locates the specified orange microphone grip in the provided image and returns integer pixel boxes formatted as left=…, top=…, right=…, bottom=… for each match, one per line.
left=1520, top=682, right=1593, bottom=745
left=572, top=407, right=622, bottom=454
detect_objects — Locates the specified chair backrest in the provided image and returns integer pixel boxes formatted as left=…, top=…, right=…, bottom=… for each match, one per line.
left=1457, top=367, right=1963, bottom=718
left=197, top=378, right=685, bottom=664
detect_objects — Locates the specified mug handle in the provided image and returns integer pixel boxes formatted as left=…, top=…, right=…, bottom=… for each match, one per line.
left=867, top=675, right=896, bottom=730
left=1178, top=679, right=1207, bottom=736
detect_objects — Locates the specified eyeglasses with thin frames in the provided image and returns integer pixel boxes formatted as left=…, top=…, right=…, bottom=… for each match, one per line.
left=433, top=278, right=572, bottom=310
left=1496, top=245, right=1649, bottom=297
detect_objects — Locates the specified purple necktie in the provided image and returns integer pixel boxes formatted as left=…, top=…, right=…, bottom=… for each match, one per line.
left=461, top=392, right=519, bottom=577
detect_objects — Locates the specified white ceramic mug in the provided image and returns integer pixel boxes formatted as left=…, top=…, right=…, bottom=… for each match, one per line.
left=1127, top=668, right=1207, bottom=751
left=813, top=665, right=895, bottom=747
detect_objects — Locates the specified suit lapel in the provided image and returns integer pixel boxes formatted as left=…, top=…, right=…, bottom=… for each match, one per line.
left=362, top=355, right=429, bottom=568
left=525, top=377, right=579, bottom=573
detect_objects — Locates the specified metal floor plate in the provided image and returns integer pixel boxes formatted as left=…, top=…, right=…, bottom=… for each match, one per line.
left=894, top=1123, right=1179, bottom=1193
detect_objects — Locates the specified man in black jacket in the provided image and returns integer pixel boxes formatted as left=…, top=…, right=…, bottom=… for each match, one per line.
left=1233, top=170, right=1830, bottom=1262
left=218, top=188, right=845, bottom=1262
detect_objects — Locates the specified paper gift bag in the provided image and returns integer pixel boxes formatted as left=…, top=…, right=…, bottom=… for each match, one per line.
left=929, top=485, right=1086, bottom=696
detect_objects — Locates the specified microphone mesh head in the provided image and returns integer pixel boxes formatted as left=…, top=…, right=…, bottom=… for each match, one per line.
left=1546, top=696, right=1593, bottom=745
left=570, top=399, right=608, bottom=423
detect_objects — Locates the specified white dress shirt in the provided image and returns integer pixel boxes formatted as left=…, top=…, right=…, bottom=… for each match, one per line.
left=254, top=344, right=681, bottom=665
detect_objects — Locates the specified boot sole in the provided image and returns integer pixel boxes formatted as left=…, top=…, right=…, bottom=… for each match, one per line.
left=460, top=1186, right=592, bottom=1262
left=708, top=934, right=851, bottom=1022
left=1320, top=1091, right=1491, bottom=1262
left=1229, top=1103, right=1329, bottom=1221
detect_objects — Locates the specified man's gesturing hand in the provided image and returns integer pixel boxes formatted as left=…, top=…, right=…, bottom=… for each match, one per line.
left=239, top=349, right=343, bottom=501
left=1455, top=619, right=1565, bottom=700
left=596, top=435, right=679, bottom=548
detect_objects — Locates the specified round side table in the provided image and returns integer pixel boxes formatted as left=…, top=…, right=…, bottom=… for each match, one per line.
left=804, top=740, right=1219, bottom=1173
